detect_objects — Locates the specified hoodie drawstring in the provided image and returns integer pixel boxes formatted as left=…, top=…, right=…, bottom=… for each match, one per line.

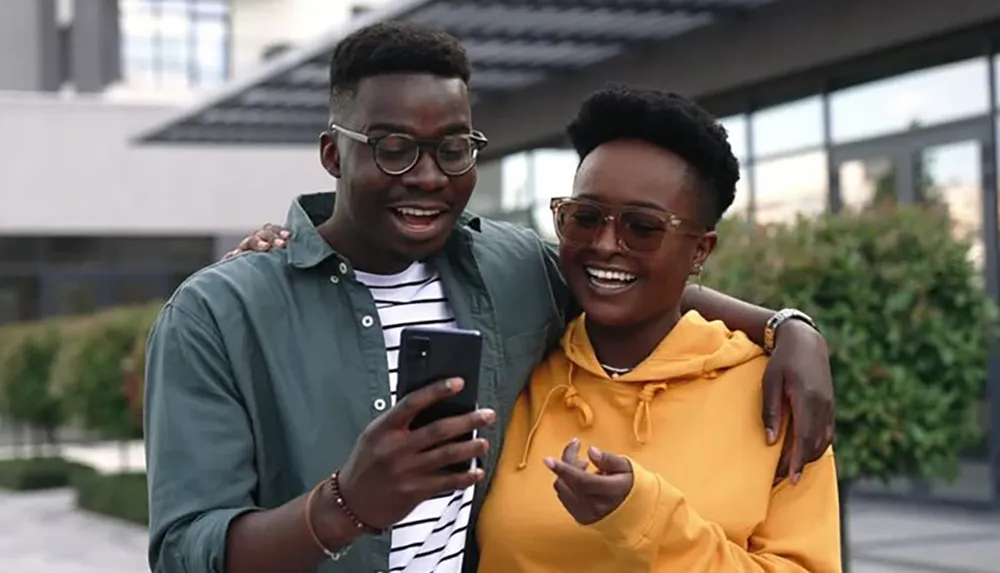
left=517, top=367, right=679, bottom=468
left=517, top=363, right=594, bottom=470
left=633, top=382, right=669, bottom=444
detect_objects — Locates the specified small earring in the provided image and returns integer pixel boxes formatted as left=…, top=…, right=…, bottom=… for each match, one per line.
left=690, top=264, right=704, bottom=288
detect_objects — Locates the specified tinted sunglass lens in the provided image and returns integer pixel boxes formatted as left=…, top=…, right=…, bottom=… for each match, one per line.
left=559, top=203, right=604, bottom=244
left=620, top=212, right=667, bottom=252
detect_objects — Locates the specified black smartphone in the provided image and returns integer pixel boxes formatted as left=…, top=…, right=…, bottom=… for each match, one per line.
left=397, top=326, right=483, bottom=473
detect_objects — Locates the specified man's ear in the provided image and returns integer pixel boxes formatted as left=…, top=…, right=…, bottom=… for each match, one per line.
left=319, top=132, right=341, bottom=178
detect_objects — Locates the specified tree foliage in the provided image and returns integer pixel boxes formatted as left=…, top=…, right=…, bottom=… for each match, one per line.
left=705, top=203, right=995, bottom=482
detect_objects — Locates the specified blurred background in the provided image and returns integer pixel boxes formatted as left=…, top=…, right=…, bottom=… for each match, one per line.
left=1, top=0, right=1000, bottom=572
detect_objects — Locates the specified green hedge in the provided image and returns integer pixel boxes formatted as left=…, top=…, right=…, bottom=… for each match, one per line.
left=0, top=321, right=67, bottom=442
left=0, top=457, right=93, bottom=491
left=0, top=302, right=163, bottom=445
left=706, top=202, right=996, bottom=483
left=74, top=470, right=148, bottom=526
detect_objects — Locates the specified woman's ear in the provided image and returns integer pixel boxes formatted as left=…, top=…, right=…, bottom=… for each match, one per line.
left=692, top=230, right=718, bottom=272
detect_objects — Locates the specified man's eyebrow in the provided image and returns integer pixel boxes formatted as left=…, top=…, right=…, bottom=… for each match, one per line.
left=366, top=122, right=473, bottom=136
left=366, top=122, right=411, bottom=133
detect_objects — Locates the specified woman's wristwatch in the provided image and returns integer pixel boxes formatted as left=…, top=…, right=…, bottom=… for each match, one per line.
left=763, top=308, right=819, bottom=354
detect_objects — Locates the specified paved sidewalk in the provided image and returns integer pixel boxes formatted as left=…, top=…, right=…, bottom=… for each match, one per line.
left=849, top=500, right=1000, bottom=573
left=2, top=485, right=999, bottom=572
left=1, top=488, right=147, bottom=573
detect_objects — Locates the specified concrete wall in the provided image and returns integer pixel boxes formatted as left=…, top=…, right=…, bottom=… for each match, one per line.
left=229, top=0, right=392, bottom=79
left=0, top=0, right=61, bottom=92
left=0, top=92, right=331, bottom=235
left=474, top=0, right=1000, bottom=160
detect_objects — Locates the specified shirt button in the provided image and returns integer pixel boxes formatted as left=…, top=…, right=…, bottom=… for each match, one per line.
left=361, top=315, right=375, bottom=328
left=329, top=275, right=339, bottom=284
left=373, top=398, right=387, bottom=412
left=339, top=262, right=349, bottom=274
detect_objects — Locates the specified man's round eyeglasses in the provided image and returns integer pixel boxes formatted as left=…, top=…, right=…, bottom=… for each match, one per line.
left=329, top=123, right=488, bottom=177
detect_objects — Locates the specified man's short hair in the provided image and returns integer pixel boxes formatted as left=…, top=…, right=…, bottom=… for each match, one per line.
left=566, top=84, right=741, bottom=228
left=328, top=22, right=471, bottom=120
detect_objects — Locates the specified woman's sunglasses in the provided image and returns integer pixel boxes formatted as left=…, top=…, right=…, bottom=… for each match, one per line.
left=549, top=197, right=702, bottom=253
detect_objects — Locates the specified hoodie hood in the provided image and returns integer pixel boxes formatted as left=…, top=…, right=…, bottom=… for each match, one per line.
left=563, top=310, right=763, bottom=382
left=515, top=310, right=764, bottom=470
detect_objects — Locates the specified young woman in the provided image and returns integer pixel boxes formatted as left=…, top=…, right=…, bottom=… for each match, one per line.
left=472, top=86, right=840, bottom=572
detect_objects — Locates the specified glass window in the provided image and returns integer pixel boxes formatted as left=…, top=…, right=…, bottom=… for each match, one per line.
left=501, top=152, right=532, bottom=211
left=0, top=238, right=42, bottom=264
left=718, top=115, right=748, bottom=162
left=43, top=237, right=103, bottom=265
left=753, top=151, right=828, bottom=225
left=526, top=149, right=577, bottom=240
left=115, top=275, right=169, bottom=305
left=838, top=155, right=898, bottom=211
left=994, top=55, right=1000, bottom=106
left=918, top=139, right=984, bottom=272
left=831, top=58, right=990, bottom=144
left=751, top=96, right=824, bottom=159
left=0, top=275, right=40, bottom=323
left=45, top=276, right=104, bottom=317
left=103, top=237, right=215, bottom=267
left=724, top=167, right=751, bottom=220
left=120, top=0, right=229, bottom=89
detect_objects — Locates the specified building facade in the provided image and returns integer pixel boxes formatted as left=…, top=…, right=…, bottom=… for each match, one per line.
left=0, top=0, right=387, bottom=325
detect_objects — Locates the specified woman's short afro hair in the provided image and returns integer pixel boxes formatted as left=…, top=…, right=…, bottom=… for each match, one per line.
left=566, top=83, right=741, bottom=227
left=328, top=22, right=471, bottom=117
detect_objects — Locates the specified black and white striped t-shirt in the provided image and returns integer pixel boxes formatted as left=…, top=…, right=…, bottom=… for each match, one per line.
left=355, top=261, right=474, bottom=573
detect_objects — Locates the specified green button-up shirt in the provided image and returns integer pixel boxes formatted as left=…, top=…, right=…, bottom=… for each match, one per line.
left=144, top=193, right=572, bottom=573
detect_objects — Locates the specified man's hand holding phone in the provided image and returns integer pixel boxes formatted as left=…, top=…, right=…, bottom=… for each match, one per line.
left=335, top=377, right=494, bottom=531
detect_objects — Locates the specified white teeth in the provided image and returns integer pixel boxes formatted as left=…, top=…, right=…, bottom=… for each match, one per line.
left=395, top=207, right=442, bottom=217
left=585, top=267, right=637, bottom=282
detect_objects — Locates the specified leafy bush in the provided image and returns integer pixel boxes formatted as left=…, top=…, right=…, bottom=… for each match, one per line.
left=123, top=314, right=154, bottom=428
left=74, top=470, right=148, bottom=526
left=49, top=303, right=162, bottom=441
left=705, top=203, right=996, bottom=483
left=0, top=321, right=66, bottom=443
left=0, top=457, right=92, bottom=491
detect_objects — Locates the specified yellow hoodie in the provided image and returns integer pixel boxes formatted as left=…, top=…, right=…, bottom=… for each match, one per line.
left=477, top=311, right=841, bottom=573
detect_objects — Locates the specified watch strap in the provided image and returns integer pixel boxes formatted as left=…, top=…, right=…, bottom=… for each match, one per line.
left=764, top=308, right=817, bottom=354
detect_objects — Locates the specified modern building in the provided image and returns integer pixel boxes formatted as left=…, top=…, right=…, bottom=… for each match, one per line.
left=133, top=0, right=1000, bottom=511
left=0, top=0, right=400, bottom=323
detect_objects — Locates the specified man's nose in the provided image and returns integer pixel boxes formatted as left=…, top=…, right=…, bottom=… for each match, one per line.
left=401, top=148, right=448, bottom=192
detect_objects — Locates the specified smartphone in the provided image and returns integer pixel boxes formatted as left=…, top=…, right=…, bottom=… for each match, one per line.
left=397, top=326, right=483, bottom=473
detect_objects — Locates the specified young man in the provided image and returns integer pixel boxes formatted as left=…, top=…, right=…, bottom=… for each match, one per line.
left=144, top=22, right=833, bottom=573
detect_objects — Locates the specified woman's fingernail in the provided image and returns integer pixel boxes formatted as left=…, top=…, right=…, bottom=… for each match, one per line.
left=543, top=457, right=556, bottom=469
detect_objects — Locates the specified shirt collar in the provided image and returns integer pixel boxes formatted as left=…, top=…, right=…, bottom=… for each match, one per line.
left=285, top=191, right=482, bottom=270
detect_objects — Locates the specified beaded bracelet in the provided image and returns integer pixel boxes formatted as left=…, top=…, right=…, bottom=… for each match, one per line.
left=329, top=470, right=383, bottom=535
